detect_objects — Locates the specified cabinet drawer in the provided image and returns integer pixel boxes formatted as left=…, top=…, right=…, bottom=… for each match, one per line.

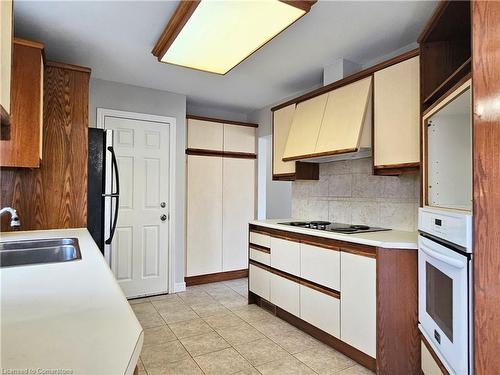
left=270, top=237, right=300, bottom=276
left=270, top=273, right=300, bottom=316
left=421, top=341, right=445, bottom=375
left=249, top=231, right=271, bottom=248
left=249, top=264, right=270, bottom=300
left=300, top=285, right=340, bottom=338
left=249, top=247, right=270, bottom=266
left=300, top=243, right=340, bottom=290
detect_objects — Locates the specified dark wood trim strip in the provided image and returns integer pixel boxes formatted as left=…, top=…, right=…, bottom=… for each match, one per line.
left=300, top=238, right=340, bottom=251
left=249, top=228, right=272, bottom=237
left=13, top=37, right=44, bottom=49
left=278, top=0, right=317, bottom=12
left=249, top=292, right=376, bottom=371
left=422, top=73, right=472, bottom=117
left=249, top=224, right=376, bottom=258
left=46, top=61, right=92, bottom=74
left=299, top=278, right=340, bottom=299
left=374, top=162, right=420, bottom=170
left=282, top=148, right=358, bottom=162
left=186, top=148, right=257, bottom=159
left=185, top=269, right=248, bottom=286
left=271, top=49, right=419, bottom=112
left=151, top=1, right=200, bottom=58
left=249, top=260, right=340, bottom=299
left=249, top=244, right=271, bottom=254
left=187, top=114, right=258, bottom=128
left=420, top=332, right=450, bottom=375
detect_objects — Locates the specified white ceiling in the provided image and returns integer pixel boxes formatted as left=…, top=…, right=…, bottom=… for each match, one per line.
left=14, top=0, right=436, bottom=114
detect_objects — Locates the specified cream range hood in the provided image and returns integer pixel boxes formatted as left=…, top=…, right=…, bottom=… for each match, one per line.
left=282, top=76, right=372, bottom=163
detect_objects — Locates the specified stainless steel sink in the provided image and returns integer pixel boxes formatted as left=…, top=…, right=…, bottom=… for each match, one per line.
left=0, top=238, right=81, bottom=268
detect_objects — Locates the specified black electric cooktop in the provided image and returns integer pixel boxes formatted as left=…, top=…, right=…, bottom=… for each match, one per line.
left=278, top=221, right=391, bottom=234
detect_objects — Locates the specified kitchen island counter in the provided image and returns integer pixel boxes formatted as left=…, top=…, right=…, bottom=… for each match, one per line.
left=0, top=228, right=143, bottom=375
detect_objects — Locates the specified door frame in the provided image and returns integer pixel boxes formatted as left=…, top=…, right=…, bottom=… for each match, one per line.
left=97, top=108, right=177, bottom=294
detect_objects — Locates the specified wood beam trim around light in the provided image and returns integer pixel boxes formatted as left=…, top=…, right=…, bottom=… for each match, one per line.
left=151, top=0, right=317, bottom=61
left=151, top=0, right=200, bottom=60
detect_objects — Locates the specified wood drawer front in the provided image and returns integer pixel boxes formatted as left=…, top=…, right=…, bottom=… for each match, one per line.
left=421, top=341, right=445, bottom=375
left=249, top=231, right=271, bottom=248
left=249, top=248, right=270, bottom=266
left=270, top=237, right=300, bottom=276
left=300, top=284, right=340, bottom=338
left=270, top=273, right=300, bottom=316
left=300, top=243, right=340, bottom=290
left=249, top=264, right=270, bottom=300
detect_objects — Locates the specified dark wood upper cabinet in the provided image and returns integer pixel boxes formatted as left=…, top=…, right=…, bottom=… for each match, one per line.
left=0, top=38, right=44, bottom=168
left=418, top=1, right=471, bottom=111
left=0, top=61, right=90, bottom=231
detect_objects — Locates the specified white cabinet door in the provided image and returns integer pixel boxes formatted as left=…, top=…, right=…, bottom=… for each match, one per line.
left=300, top=243, right=340, bottom=290
left=187, top=118, right=223, bottom=150
left=223, top=124, right=256, bottom=153
left=340, top=251, right=376, bottom=357
left=273, top=104, right=296, bottom=175
left=186, top=155, right=223, bottom=276
left=315, top=77, right=372, bottom=154
left=283, top=93, right=328, bottom=160
left=300, top=285, right=340, bottom=338
left=222, top=158, right=255, bottom=271
left=270, top=237, right=300, bottom=276
left=249, top=264, right=270, bottom=300
left=374, top=56, right=420, bottom=167
left=270, top=273, right=300, bottom=316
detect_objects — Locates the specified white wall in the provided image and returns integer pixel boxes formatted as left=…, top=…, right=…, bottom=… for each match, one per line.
left=187, top=102, right=249, bottom=123
left=89, top=78, right=187, bottom=289
left=248, top=105, right=292, bottom=219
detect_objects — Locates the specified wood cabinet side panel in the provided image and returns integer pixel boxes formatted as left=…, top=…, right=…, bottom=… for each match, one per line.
left=376, top=248, right=420, bottom=374
left=1, top=65, right=89, bottom=230
left=1, top=43, right=42, bottom=167
left=374, top=56, right=420, bottom=167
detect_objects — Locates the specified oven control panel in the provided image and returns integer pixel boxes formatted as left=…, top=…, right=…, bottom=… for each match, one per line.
left=419, top=207, right=472, bottom=252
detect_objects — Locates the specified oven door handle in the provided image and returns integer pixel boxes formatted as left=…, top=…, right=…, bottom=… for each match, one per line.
left=420, top=245, right=465, bottom=269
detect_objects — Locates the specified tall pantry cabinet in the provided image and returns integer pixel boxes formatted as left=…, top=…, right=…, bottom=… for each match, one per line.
left=185, top=116, right=257, bottom=282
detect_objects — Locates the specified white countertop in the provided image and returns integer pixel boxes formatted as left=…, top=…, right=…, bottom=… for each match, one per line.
left=250, top=219, right=418, bottom=249
left=0, top=228, right=143, bottom=375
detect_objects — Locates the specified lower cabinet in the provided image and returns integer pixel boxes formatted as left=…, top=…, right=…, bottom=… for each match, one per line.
left=249, top=264, right=270, bottom=300
left=340, top=251, right=376, bottom=358
left=270, top=273, right=300, bottom=316
left=270, top=237, right=300, bottom=276
left=421, top=340, right=446, bottom=375
left=300, top=285, right=340, bottom=338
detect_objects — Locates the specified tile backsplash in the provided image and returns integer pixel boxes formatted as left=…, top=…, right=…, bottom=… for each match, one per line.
left=292, top=158, right=420, bottom=231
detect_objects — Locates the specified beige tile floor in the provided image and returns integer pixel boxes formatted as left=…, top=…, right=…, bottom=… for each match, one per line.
left=130, top=278, right=374, bottom=375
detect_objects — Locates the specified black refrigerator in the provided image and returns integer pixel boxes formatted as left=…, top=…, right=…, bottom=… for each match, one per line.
left=87, top=128, right=120, bottom=260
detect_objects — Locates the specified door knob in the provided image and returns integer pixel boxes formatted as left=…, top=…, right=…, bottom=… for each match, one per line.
left=160, top=214, right=167, bottom=222
left=160, top=202, right=166, bottom=208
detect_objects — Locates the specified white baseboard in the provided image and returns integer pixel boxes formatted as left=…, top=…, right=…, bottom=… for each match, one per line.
left=173, top=282, right=186, bottom=293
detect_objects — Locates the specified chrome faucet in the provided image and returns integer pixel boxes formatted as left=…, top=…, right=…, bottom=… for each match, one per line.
left=0, top=207, right=20, bottom=228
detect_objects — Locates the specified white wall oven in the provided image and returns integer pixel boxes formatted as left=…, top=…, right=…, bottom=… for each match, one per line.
left=419, top=79, right=473, bottom=375
left=419, top=208, right=472, bottom=375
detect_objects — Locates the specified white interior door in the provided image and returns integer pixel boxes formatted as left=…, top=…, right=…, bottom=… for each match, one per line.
left=104, top=115, right=171, bottom=298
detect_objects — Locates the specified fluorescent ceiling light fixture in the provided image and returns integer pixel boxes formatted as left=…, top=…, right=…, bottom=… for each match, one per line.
left=152, top=0, right=316, bottom=75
